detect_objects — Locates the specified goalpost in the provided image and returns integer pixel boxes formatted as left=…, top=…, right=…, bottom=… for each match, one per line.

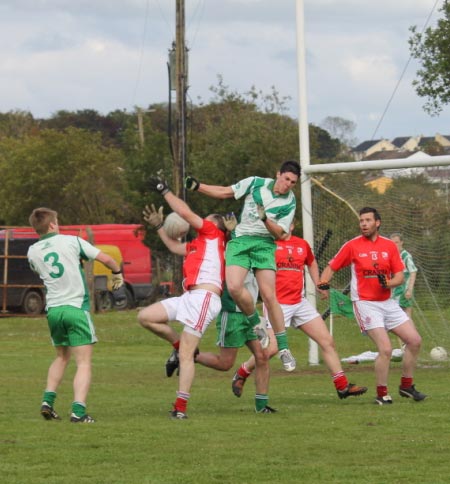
left=295, top=0, right=450, bottom=365
left=301, top=155, right=450, bottom=365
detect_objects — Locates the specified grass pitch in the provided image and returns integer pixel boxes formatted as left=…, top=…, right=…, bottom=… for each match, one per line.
left=1, top=310, right=449, bottom=484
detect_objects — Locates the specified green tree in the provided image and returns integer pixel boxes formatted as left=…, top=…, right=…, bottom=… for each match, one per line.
left=0, top=110, right=38, bottom=139
left=409, top=1, right=450, bottom=115
left=40, top=109, right=133, bottom=147
left=320, top=116, right=358, bottom=149
left=309, top=124, right=341, bottom=162
left=186, top=86, right=300, bottom=218
left=0, top=128, right=129, bottom=225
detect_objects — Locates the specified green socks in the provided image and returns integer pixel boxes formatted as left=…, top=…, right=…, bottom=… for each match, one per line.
left=275, top=331, right=288, bottom=351
left=42, top=391, right=56, bottom=407
left=255, top=394, right=269, bottom=412
left=72, top=401, right=87, bottom=418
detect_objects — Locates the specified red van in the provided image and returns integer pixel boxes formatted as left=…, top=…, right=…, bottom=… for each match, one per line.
left=0, top=224, right=152, bottom=314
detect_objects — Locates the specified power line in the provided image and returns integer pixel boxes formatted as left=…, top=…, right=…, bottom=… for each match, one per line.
left=371, top=0, right=442, bottom=140
left=186, top=0, right=206, bottom=49
left=131, top=0, right=151, bottom=107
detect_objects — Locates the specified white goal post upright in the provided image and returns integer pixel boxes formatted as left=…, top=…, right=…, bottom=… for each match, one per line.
left=296, top=0, right=320, bottom=365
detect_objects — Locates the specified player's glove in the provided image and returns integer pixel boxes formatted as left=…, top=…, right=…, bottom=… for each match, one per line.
left=111, top=270, right=124, bottom=291
left=143, top=204, right=164, bottom=230
left=256, top=204, right=267, bottom=222
left=149, top=170, right=170, bottom=195
left=222, top=212, right=237, bottom=232
left=112, top=284, right=127, bottom=304
left=317, top=280, right=330, bottom=290
left=185, top=175, right=200, bottom=191
left=377, top=273, right=389, bottom=289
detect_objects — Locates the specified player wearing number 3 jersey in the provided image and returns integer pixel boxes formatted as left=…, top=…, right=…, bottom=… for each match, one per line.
left=27, top=207, right=124, bottom=423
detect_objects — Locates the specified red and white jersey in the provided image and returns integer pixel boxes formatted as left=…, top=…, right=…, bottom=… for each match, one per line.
left=329, top=234, right=404, bottom=302
left=275, top=236, right=315, bottom=305
left=183, top=219, right=225, bottom=291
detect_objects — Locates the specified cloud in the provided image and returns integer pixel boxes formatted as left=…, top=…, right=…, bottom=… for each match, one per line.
left=0, top=0, right=448, bottom=141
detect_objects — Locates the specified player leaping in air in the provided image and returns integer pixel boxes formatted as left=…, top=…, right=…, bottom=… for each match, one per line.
left=184, top=160, right=300, bottom=372
left=138, top=173, right=226, bottom=419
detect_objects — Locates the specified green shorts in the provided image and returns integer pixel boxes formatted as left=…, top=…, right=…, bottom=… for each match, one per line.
left=47, top=305, right=98, bottom=347
left=215, top=311, right=258, bottom=348
left=225, top=236, right=276, bottom=271
left=392, top=288, right=413, bottom=309
left=398, top=296, right=413, bottom=309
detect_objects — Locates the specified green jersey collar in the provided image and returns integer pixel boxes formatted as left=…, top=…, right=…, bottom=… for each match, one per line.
left=40, top=232, right=58, bottom=241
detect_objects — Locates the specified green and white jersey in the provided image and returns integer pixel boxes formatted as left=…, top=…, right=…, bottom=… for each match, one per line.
left=27, top=233, right=100, bottom=310
left=231, top=176, right=296, bottom=238
left=393, top=249, right=417, bottom=298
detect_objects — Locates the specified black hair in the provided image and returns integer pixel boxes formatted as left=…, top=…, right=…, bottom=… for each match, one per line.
left=279, top=160, right=301, bottom=177
left=359, top=206, right=381, bottom=221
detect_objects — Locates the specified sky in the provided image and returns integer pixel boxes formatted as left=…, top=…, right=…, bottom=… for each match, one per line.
left=0, top=0, right=448, bottom=145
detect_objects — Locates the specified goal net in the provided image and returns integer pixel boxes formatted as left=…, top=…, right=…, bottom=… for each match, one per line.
left=308, top=164, right=450, bottom=363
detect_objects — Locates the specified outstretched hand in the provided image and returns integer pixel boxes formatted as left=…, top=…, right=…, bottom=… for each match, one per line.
left=185, top=175, right=200, bottom=191
left=143, top=204, right=164, bottom=230
left=149, top=170, right=170, bottom=195
left=222, top=212, right=237, bottom=232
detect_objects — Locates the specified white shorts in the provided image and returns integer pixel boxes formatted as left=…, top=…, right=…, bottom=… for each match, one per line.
left=263, top=299, right=320, bottom=329
left=161, top=289, right=221, bottom=338
left=353, top=299, right=408, bottom=333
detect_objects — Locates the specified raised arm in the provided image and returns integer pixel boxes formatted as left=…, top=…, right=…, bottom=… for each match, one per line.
left=148, top=172, right=204, bottom=230
left=143, top=204, right=187, bottom=256
left=185, top=175, right=234, bottom=199
left=163, top=191, right=204, bottom=230
left=155, top=226, right=187, bottom=256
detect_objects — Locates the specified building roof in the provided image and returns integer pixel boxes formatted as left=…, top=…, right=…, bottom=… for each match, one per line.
left=391, top=137, right=411, bottom=148
left=352, top=139, right=382, bottom=152
left=418, top=137, right=435, bottom=146
left=363, top=150, right=412, bottom=161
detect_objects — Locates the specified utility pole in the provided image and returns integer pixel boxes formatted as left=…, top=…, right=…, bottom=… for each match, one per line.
left=137, top=107, right=145, bottom=149
left=170, top=0, right=188, bottom=293
left=173, top=0, right=187, bottom=200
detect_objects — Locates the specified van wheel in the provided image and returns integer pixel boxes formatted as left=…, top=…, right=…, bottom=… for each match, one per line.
left=95, top=291, right=114, bottom=312
left=115, top=288, right=135, bottom=310
left=22, top=290, right=45, bottom=315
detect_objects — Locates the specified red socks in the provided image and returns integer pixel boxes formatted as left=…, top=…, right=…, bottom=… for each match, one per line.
left=237, top=364, right=251, bottom=379
left=377, top=385, right=388, bottom=398
left=332, top=371, right=349, bottom=391
left=400, top=376, right=413, bottom=389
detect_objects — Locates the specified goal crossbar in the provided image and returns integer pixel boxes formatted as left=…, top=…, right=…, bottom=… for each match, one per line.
left=303, top=155, right=450, bottom=175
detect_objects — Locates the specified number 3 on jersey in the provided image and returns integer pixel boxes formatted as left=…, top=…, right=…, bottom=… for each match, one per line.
left=44, top=252, right=65, bottom=279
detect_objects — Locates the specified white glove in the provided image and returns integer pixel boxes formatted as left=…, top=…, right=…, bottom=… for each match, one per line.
left=256, top=204, right=267, bottom=222
left=222, top=212, right=237, bottom=232
left=143, top=204, right=164, bottom=230
left=111, top=271, right=124, bottom=290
